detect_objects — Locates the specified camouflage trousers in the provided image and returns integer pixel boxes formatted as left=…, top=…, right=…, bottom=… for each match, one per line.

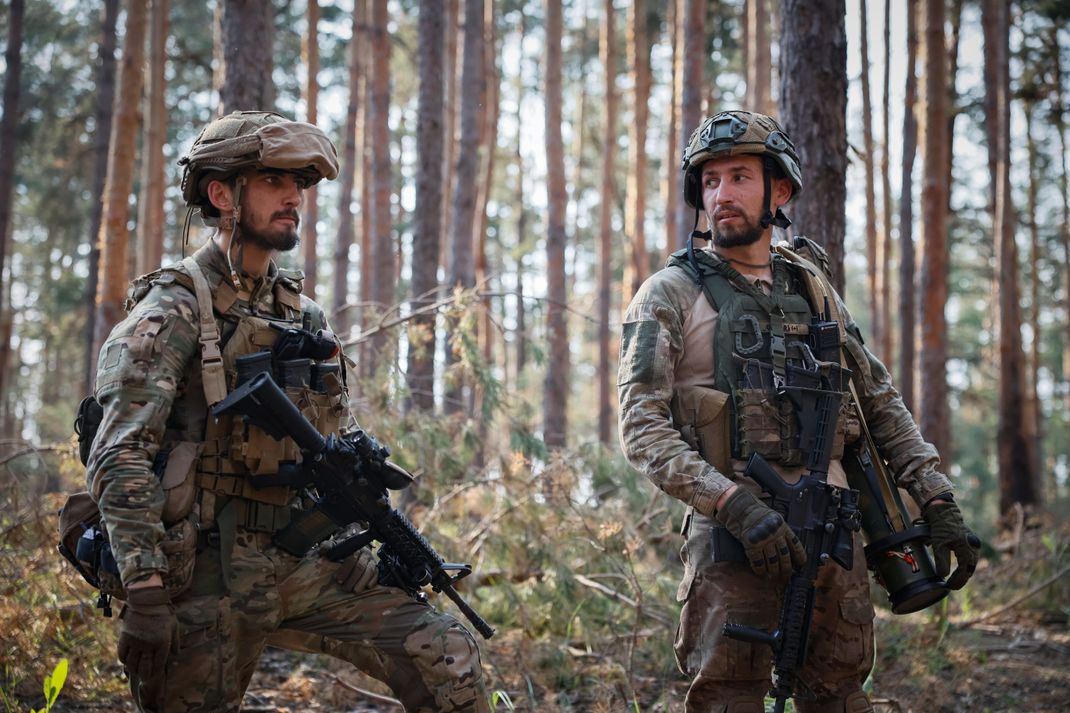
left=127, top=528, right=488, bottom=713
left=674, top=514, right=875, bottom=713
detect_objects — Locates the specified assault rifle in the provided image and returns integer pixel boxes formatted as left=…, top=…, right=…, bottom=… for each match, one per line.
left=212, top=373, right=495, bottom=639
left=722, top=359, right=860, bottom=713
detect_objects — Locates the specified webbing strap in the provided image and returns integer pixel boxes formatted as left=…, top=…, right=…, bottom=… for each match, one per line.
left=181, top=257, right=228, bottom=406
left=774, top=243, right=905, bottom=526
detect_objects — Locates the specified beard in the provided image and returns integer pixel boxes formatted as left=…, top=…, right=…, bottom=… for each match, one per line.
left=238, top=209, right=301, bottom=252
left=710, top=209, right=764, bottom=249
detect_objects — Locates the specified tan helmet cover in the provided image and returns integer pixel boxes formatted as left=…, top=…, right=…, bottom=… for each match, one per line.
left=681, top=110, right=803, bottom=209
left=179, top=111, right=340, bottom=220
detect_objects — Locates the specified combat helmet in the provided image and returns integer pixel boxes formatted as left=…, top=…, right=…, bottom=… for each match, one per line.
left=681, top=110, right=801, bottom=229
left=179, top=110, right=340, bottom=225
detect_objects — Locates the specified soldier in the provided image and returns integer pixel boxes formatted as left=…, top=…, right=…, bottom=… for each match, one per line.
left=617, top=110, right=979, bottom=713
left=87, top=111, right=488, bottom=713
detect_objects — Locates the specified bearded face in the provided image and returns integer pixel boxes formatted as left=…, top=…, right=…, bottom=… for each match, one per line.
left=236, top=170, right=303, bottom=252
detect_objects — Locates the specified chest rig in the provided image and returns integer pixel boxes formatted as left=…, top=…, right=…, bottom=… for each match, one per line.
left=130, top=255, right=348, bottom=531
left=669, top=248, right=860, bottom=466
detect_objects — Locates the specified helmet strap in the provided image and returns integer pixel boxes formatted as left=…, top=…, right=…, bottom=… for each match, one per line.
left=180, top=206, right=195, bottom=259
left=687, top=207, right=711, bottom=284
left=760, top=157, right=793, bottom=230
left=218, top=175, right=246, bottom=290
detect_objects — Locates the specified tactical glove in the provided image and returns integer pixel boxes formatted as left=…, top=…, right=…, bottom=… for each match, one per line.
left=922, top=499, right=980, bottom=590
left=715, top=488, right=806, bottom=579
left=118, top=586, right=177, bottom=683
left=335, top=546, right=379, bottom=593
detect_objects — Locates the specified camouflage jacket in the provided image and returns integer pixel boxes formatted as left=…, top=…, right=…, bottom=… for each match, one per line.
left=86, top=240, right=334, bottom=586
left=617, top=245, right=953, bottom=520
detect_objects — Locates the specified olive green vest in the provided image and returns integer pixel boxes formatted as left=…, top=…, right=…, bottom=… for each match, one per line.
left=668, top=248, right=859, bottom=466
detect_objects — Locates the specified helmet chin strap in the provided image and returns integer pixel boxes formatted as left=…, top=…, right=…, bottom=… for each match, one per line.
left=220, top=175, right=247, bottom=290
left=686, top=207, right=712, bottom=284
left=760, top=157, right=793, bottom=230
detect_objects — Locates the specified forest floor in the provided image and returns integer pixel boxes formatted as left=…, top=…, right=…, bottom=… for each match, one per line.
left=7, top=502, right=1068, bottom=713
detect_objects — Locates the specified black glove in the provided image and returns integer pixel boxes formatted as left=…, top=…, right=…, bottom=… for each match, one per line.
left=715, top=488, right=806, bottom=579
left=118, top=586, right=177, bottom=683
left=923, top=499, right=980, bottom=590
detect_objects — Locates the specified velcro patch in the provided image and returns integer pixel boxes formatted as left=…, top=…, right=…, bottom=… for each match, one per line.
left=618, top=320, right=660, bottom=385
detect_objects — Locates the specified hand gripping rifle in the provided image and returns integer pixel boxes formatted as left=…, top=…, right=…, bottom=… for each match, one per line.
left=211, top=372, right=495, bottom=639
left=722, top=358, right=861, bottom=713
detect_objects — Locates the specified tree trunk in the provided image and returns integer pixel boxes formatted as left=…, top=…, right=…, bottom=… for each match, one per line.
left=878, top=0, right=892, bottom=364
left=219, top=0, right=275, bottom=112
left=597, top=0, right=617, bottom=445
left=514, top=27, right=528, bottom=381
left=897, top=0, right=918, bottom=414
left=1050, top=23, right=1070, bottom=417
left=136, top=0, right=168, bottom=277
left=358, top=87, right=372, bottom=378
left=94, top=0, right=148, bottom=359
left=472, top=0, right=498, bottom=452
left=302, top=0, right=320, bottom=298
left=860, top=0, right=880, bottom=356
left=84, top=0, right=120, bottom=393
left=745, top=0, right=773, bottom=114
left=1023, top=100, right=1044, bottom=498
left=778, top=0, right=848, bottom=290
left=443, top=0, right=484, bottom=414
left=366, top=0, right=394, bottom=378
left=918, top=0, right=949, bottom=460
left=0, top=0, right=24, bottom=431
left=332, top=0, right=366, bottom=333
left=984, top=0, right=1039, bottom=513
left=674, top=0, right=705, bottom=250
left=405, top=0, right=446, bottom=413
left=663, top=0, right=678, bottom=257
left=543, top=0, right=569, bottom=449
left=623, top=0, right=651, bottom=302
left=474, top=0, right=499, bottom=398
left=441, top=0, right=460, bottom=279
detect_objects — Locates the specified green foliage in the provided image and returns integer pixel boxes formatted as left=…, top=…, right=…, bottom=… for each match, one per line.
left=28, top=659, right=67, bottom=713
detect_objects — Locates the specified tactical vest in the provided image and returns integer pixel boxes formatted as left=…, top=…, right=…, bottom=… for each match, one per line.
left=126, top=255, right=348, bottom=530
left=668, top=247, right=860, bottom=466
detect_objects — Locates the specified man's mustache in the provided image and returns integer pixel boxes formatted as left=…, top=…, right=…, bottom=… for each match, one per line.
left=272, top=210, right=300, bottom=226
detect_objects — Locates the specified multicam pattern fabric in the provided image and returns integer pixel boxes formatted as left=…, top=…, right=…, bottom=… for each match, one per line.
left=128, top=532, right=487, bottom=713
left=89, top=239, right=487, bottom=712
left=675, top=516, right=874, bottom=712
left=617, top=244, right=953, bottom=712
left=617, top=246, right=953, bottom=519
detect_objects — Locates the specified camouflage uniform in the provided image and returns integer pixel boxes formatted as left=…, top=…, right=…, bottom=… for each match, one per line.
left=617, top=247, right=953, bottom=713
left=89, top=240, right=488, bottom=713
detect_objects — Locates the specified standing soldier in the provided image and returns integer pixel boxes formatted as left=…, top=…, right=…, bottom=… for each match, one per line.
left=87, top=111, right=488, bottom=713
left=617, top=110, right=979, bottom=713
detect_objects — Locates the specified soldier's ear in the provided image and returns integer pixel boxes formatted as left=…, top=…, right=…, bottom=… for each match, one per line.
left=206, top=179, right=235, bottom=214
left=772, top=175, right=793, bottom=208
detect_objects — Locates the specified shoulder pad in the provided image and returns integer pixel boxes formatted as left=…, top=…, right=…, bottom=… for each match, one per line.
left=783, top=236, right=835, bottom=284
left=124, top=266, right=195, bottom=312
left=276, top=267, right=304, bottom=294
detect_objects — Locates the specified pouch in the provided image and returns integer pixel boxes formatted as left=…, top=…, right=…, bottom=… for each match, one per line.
left=159, top=442, right=203, bottom=524
left=670, top=385, right=732, bottom=474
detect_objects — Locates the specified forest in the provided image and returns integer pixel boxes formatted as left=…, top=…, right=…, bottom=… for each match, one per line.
left=0, top=0, right=1068, bottom=711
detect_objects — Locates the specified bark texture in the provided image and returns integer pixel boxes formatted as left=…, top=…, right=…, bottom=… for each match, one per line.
left=897, top=0, right=918, bottom=414
left=219, top=0, right=275, bottom=112
left=918, top=0, right=950, bottom=460
left=405, top=0, right=446, bottom=413
left=597, top=0, right=617, bottom=445
left=93, top=0, right=148, bottom=359
left=0, top=0, right=24, bottom=428
left=136, top=0, right=168, bottom=277
left=623, top=0, right=651, bottom=302
left=674, top=0, right=705, bottom=250
left=302, top=0, right=320, bottom=298
left=543, top=0, right=569, bottom=449
left=778, top=0, right=848, bottom=290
